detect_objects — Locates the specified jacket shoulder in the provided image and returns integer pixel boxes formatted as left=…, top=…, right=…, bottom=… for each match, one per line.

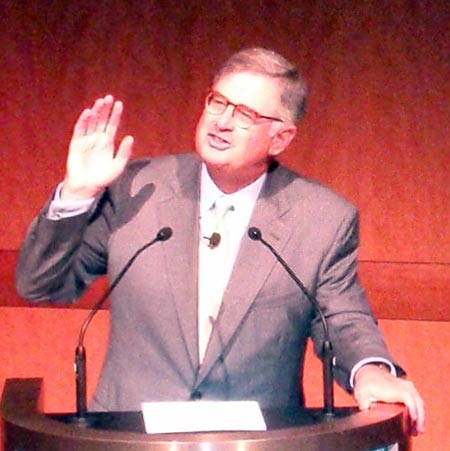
left=270, top=163, right=358, bottom=215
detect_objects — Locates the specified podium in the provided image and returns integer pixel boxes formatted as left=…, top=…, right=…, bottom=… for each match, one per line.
left=1, top=378, right=410, bottom=451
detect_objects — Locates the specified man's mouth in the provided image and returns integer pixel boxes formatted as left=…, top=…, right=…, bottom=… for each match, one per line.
left=207, top=132, right=231, bottom=150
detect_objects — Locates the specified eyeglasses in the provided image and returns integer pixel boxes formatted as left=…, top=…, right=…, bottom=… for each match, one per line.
left=205, top=91, right=284, bottom=130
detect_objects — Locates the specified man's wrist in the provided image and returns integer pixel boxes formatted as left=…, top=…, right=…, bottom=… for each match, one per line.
left=61, top=179, right=101, bottom=202
left=350, top=358, right=397, bottom=388
left=47, top=182, right=95, bottom=220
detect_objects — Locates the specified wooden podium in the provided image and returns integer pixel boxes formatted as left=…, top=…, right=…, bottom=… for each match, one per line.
left=1, top=378, right=410, bottom=451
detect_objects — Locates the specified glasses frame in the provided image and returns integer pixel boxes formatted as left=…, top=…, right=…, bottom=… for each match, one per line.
left=205, top=90, right=284, bottom=129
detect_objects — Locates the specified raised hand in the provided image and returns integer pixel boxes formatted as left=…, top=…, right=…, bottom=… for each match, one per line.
left=62, top=95, right=133, bottom=201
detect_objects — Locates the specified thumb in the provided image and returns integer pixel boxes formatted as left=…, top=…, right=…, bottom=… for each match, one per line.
left=354, top=389, right=376, bottom=411
left=113, top=135, right=134, bottom=172
left=106, top=135, right=133, bottom=185
left=357, top=398, right=372, bottom=411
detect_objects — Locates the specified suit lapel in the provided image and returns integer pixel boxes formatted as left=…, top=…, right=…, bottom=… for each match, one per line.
left=197, top=167, right=294, bottom=383
left=155, top=155, right=202, bottom=374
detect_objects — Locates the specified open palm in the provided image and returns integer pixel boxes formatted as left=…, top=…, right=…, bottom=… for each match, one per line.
left=63, top=95, right=133, bottom=201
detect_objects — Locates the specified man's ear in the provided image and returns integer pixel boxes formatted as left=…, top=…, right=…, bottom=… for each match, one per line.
left=269, top=124, right=297, bottom=157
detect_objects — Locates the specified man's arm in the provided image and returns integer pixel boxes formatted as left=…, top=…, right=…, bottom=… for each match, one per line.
left=15, top=206, right=107, bottom=302
left=310, top=206, right=424, bottom=433
left=16, top=94, right=133, bottom=302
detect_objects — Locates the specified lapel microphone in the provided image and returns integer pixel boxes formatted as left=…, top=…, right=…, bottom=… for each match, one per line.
left=203, top=203, right=235, bottom=249
left=74, top=226, right=173, bottom=422
left=248, top=226, right=335, bottom=417
left=203, top=232, right=221, bottom=249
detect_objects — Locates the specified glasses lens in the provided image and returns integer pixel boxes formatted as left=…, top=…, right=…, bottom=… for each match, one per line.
left=205, top=92, right=262, bottom=129
left=206, top=93, right=227, bottom=115
left=233, top=106, right=256, bottom=129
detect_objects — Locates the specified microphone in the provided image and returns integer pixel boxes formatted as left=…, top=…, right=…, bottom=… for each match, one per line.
left=247, top=227, right=335, bottom=416
left=74, top=226, right=173, bottom=421
left=203, top=232, right=221, bottom=249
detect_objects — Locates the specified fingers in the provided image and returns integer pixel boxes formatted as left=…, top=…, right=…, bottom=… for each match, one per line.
left=354, top=368, right=425, bottom=435
left=401, top=383, right=425, bottom=435
left=72, top=108, right=93, bottom=139
left=72, top=95, right=122, bottom=139
left=94, top=95, right=116, bottom=134
left=104, top=99, right=124, bottom=143
left=111, top=135, right=134, bottom=177
left=415, top=395, right=425, bottom=434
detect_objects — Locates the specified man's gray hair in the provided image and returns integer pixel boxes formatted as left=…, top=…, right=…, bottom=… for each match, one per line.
left=213, top=47, right=308, bottom=123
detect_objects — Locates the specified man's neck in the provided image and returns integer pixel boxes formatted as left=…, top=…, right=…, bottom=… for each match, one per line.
left=205, top=164, right=268, bottom=194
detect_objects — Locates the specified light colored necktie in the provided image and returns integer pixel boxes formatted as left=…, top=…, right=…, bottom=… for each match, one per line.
left=198, top=197, right=234, bottom=362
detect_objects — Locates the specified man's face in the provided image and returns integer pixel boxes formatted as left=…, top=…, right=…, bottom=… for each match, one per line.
left=195, top=71, right=295, bottom=189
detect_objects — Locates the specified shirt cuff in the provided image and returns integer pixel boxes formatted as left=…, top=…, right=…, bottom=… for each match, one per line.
left=47, top=182, right=95, bottom=220
left=349, top=357, right=397, bottom=388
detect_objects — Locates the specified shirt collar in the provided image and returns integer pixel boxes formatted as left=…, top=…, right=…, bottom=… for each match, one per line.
left=200, top=164, right=266, bottom=216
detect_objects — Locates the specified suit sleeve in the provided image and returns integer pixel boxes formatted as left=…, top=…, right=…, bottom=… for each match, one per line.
left=15, top=195, right=111, bottom=303
left=309, top=207, right=404, bottom=390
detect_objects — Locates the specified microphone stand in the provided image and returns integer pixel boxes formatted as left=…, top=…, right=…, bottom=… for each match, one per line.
left=248, top=227, right=335, bottom=417
left=74, top=227, right=173, bottom=422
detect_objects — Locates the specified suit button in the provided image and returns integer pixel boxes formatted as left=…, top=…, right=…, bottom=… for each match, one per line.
left=190, top=390, right=202, bottom=400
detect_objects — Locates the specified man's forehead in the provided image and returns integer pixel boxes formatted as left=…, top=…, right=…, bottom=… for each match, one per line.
left=212, top=71, right=282, bottom=110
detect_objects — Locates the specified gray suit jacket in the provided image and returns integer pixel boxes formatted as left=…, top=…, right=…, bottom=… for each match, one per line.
left=16, top=152, right=399, bottom=411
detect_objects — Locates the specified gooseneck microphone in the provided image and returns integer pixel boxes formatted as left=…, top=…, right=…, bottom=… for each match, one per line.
left=75, top=226, right=173, bottom=420
left=247, top=227, right=335, bottom=416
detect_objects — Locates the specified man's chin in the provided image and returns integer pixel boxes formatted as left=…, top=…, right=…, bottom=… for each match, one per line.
left=198, top=149, right=230, bottom=167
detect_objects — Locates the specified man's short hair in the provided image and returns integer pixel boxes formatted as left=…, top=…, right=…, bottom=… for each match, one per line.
left=212, top=47, right=308, bottom=123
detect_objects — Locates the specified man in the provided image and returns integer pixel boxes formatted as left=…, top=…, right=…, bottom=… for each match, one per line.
left=16, top=48, right=424, bottom=436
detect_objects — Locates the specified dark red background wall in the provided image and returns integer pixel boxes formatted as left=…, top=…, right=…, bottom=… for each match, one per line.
left=1, top=1, right=449, bottom=450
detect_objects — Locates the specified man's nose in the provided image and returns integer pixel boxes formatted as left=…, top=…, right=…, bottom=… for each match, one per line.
left=215, top=105, right=235, bottom=129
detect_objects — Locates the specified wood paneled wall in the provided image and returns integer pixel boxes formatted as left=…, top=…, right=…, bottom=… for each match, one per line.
left=1, top=0, right=448, bottom=261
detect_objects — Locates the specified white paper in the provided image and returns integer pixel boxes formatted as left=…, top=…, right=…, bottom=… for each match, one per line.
left=141, top=400, right=267, bottom=434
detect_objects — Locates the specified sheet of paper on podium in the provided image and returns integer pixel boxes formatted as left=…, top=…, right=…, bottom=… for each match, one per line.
left=141, top=400, right=267, bottom=434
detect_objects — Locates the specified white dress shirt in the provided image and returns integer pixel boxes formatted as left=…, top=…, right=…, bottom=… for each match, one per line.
left=197, top=164, right=266, bottom=361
